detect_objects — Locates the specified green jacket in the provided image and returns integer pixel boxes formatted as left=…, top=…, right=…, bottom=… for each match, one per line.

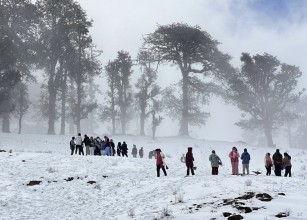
left=209, top=153, right=221, bottom=167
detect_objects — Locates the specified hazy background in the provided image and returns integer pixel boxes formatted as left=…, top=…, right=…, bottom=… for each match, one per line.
left=62, top=0, right=306, bottom=142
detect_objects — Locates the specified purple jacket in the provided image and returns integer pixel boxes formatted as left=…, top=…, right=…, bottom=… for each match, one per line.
left=185, top=147, right=194, bottom=167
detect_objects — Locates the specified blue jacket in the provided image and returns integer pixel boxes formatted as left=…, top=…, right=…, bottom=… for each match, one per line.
left=241, top=152, right=250, bottom=164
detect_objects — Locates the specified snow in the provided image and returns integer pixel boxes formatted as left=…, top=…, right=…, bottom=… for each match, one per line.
left=0, top=133, right=307, bottom=220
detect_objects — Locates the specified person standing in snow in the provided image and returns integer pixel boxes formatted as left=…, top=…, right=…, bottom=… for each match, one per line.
left=264, top=152, right=273, bottom=176
left=116, top=142, right=122, bottom=156
left=75, top=133, right=84, bottom=155
left=104, top=138, right=111, bottom=156
left=209, top=150, right=222, bottom=175
left=100, top=140, right=106, bottom=156
left=121, top=141, right=128, bottom=157
left=283, top=152, right=292, bottom=177
left=180, top=154, right=186, bottom=163
left=229, top=147, right=240, bottom=175
left=139, top=147, right=144, bottom=158
left=185, top=147, right=195, bottom=176
left=70, top=137, right=76, bottom=155
left=83, top=134, right=91, bottom=155
left=132, top=144, right=137, bottom=158
left=272, top=149, right=283, bottom=176
left=89, top=136, right=96, bottom=155
left=155, top=148, right=167, bottom=177
left=110, top=139, right=115, bottom=156
left=241, top=148, right=251, bottom=175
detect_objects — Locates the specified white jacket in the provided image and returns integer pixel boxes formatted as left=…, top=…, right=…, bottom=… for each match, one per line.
left=75, top=136, right=83, bottom=145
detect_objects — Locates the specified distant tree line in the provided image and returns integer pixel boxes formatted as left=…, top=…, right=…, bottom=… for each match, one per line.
left=0, top=0, right=306, bottom=146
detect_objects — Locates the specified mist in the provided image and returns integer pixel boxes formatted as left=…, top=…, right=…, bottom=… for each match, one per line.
left=1, top=0, right=307, bottom=148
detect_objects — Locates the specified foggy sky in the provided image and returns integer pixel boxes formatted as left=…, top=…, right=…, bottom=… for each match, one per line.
left=77, top=0, right=307, bottom=142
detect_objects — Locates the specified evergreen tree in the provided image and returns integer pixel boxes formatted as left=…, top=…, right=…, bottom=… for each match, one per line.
left=226, top=53, right=303, bottom=147
left=143, top=23, right=232, bottom=136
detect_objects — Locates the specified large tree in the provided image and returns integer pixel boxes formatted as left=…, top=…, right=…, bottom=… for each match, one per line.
left=115, top=51, right=133, bottom=135
left=0, top=0, right=38, bottom=131
left=36, top=0, right=91, bottom=134
left=102, top=60, right=119, bottom=135
left=227, top=53, right=303, bottom=147
left=12, top=82, right=31, bottom=134
left=135, top=50, right=161, bottom=136
left=143, top=23, right=232, bottom=136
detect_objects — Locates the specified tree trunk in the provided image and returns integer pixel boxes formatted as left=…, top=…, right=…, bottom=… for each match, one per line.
left=179, top=73, right=189, bottom=136
left=140, top=108, right=145, bottom=136
left=76, top=79, right=82, bottom=133
left=152, top=125, right=156, bottom=140
left=2, top=113, right=10, bottom=133
left=18, top=111, right=23, bottom=134
left=47, top=90, right=56, bottom=135
left=68, top=117, right=74, bottom=134
left=18, top=87, right=24, bottom=134
left=47, top=61, right=58, bottom=135
left=60, top=71, right=67, bottom=135
left=264, top=121, right=274, bottom=147
left=286, top=122, right=292, bottom=148
left=112, top=113, right=116, bottom=135
left=120, top=89, right=127, bottom=135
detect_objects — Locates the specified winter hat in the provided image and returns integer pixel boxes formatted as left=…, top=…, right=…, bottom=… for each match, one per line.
left=244, top=148, right=247, bottom=152
left=72, top=137, right=75, bottom=140
left=212, top=150, right=215, bottom=153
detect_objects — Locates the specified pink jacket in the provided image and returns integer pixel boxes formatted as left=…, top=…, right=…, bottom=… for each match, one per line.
left=264, top=155, right=273, bottom=167
left=229, top=150, right=240, bottom=162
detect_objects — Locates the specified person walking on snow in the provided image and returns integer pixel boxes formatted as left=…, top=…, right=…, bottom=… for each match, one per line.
left=272, top=149, right=283, bottom=176
left=229, top=147, right=240, bottom=175
left=75, top=133, right=84, bottom=155
left=121, top=141, right=128, bottom=157
left=209, top=150, right=222, bottom=175
left=70, top=137, right=75, bottom=155
left=283, top=152, right=292, bottom=177
left=264, top=152, right=273, bottom=176
left=83, top=134, right=91, bottom=155
left=241, top=148, right=251, bottom=175
left=155, top=149, right=167, bottom=177
left=185, top=147, right=195, bottom=176
left=132, top=145, right=137, bottom=158
left=139, top=147, right=144, bottom=158
left=116, top=142, right=122, bottom=156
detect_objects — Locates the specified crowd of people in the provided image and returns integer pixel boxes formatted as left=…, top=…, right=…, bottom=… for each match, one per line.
left=181, top=146, right=292, bottom=177
left=69, top=136, right=292, bottom=178
left=69, top=133, right=144, bottom=158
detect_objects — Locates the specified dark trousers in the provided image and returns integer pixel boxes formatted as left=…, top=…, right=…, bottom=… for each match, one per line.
left=122, top=152, right=128, bottom=157
left=266, top=165, right=272, bottom=175
left=78, top=146, right=84, bottom=155
left=274, top=164, right=282, bottom=176
left=186, top=166, right=195, bottom=176
left=70, top=147, right=75, bottom=155
left=212, top=167, right=218, bottom=175
left=285, top=166, right=292, bottom=177
left=156, top=165, right=167, bottom=177
left=75, top=145, right=81, bottom=154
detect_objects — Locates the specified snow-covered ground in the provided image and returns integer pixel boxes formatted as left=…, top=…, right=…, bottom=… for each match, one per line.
left=0, top=133, right=307, bottom=220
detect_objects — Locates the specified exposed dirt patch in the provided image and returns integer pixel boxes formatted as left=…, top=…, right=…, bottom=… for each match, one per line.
left=27, top=180, right=42, bottom=186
